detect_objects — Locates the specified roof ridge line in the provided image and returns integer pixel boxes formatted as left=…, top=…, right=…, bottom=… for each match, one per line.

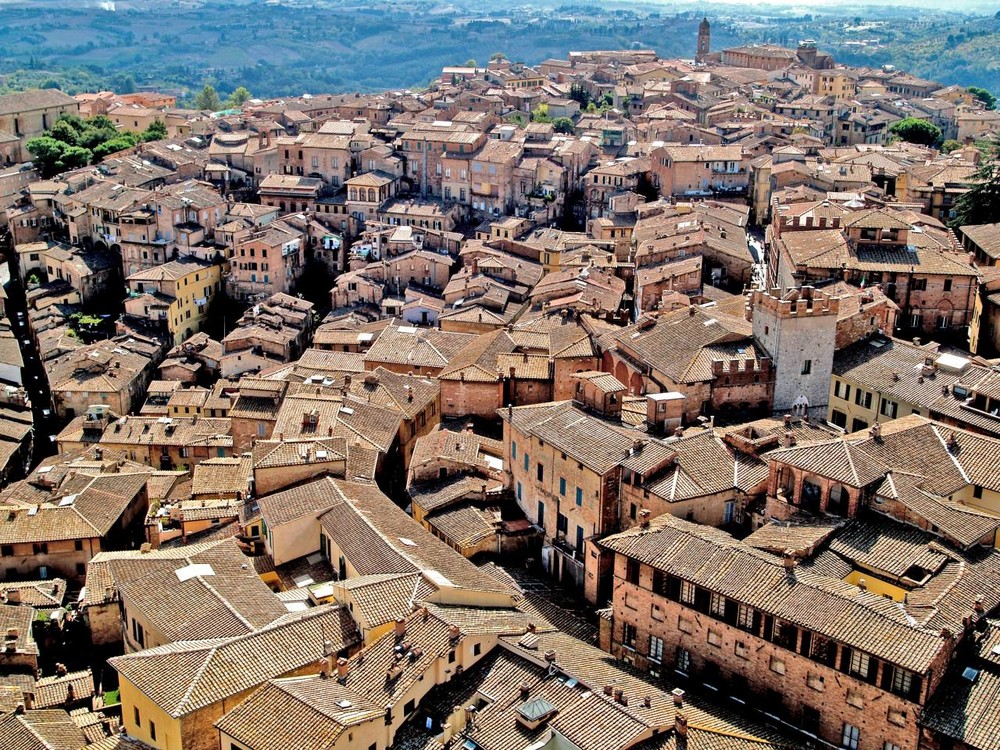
left=173, top=642, right=220, bottom=717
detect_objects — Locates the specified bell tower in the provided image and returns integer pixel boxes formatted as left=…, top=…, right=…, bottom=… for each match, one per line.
left=696, top=17, right=711, bottom=62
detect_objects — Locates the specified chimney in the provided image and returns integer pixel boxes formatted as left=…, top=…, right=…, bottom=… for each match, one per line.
left=543, top=649, right=557, bottom=662
left=857, top=578, right=867, bottom=592
left=946, top=431, right=958, bottom=451
left=783, top=549, right=797, bottom=576
left=639, top=508, right=651, bottom=528
left=449, top=624, right=462, bottom=641
left=604, top=684, right=614, bottom=696
left=783, top=414, right=792, bottom=427
left=688, top=305, right=696, bottom=316
left=913, top=337, right=921, bottom=346
left=869, top=422, right=882, bottom=441
left=675, top=711, right=689, bottom=740
left=344, top=374, right=352, bottom=387
left=394, top=617, right=407, bottom=639
left=643, top=695, right=652, bottom=708
left=783, top=431, right=796, bottom=448
left=527, top=622, right=536, bottom=634
left=671, top=688, right=685, bottom=707
left=337, top=657, right=350, bottom=681
left=519, top=682, right=531, bottom=699
left=319, top=656, right=333, bottom=678
left=55, top=663, right=67, bottom=677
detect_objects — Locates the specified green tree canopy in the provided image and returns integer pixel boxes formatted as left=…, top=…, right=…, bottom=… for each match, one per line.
left=967, top=86, right=997, bottom=110
left=531, top=102, right=550, bottom=123
left=940, top=139, right=962, bottom=154
left=952, top=136, right=1000, bottom=227
left=227, top=86, right=252, bottom=107
left=552, top=117, right=575, bottom=135
left=27, top=136, right=94, bottom=177
left=142, top=119, right=167, bottom=142
left=47, top=118, right=80, bottom=146
left=888, top=117, right=942, bottom=146
left=194, top=84, right=222, bottom=111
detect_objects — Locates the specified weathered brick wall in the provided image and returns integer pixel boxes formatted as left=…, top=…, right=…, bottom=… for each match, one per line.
left=608, top=556, right=947, bottom=750
left=441, top=380, right=500, bottom=418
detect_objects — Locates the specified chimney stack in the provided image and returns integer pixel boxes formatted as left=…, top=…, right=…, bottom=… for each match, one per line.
left=639, top=509, right=651, bottom=528
left=337, top=657, right=350, bottom=681
left=671, top=688, right=685, bottom=707
left=675, top=711, right=689, bottom=742
left=783, top=549, right=797, bottom=576
left=394, top=617, right=407, bottom=639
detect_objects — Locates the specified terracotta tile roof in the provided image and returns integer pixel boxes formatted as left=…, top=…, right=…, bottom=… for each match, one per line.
left=610, top=306, right=754, bottom=384
left=600, top=514, right=948, bottom=673
left=0, top=604, right=37, bottom=658
left=743, top=519, right=844, bottom=556
left=84, top=538, right=287, bottom=641
left=32, top=670, right=95, bottom=709
left=333, top=573, right=429, bottom=631
left=364, top=323, right=477, bottom=371
left=0, top=471, right=149, bottom=543
left=313, top=479, right=514, bottom=598
left=961, top=223, right=1000, bottom=259
left=251, top=438, right=347, bottom=470
left=827, top=515, right=951, bottom=580
left=437, top=329, right=516, bottom=383
left=502, top=401, right=637, bottom=475
left=408, top=430, right=503, bottom=477
left=849, top=415, right=1000, bottom=496
left=425, top=503, right=499, bottom=548
left=214, top=677, right=383, bottom=750
left=500, top=630, right=796, bottom=748
left=0, top=579, right=66, bottom=609
left=874, top=471, right=1000, bottom=549
left=0, top=709, right=88, bottom=750
left=921, top=651, right=1000, bottom=749
left=191, top=456, right=253, bottom=497
left=633, top=430, right=769, bottom=502
left=408, top=476, right=503, bottom=515
left=109, top=606, right=359, bottom=718
left=272, top=392, right=401, bottom=452
left=766, top=438, right=886, bottom=488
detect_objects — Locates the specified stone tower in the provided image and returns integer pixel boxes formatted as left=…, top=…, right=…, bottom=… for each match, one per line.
left=696, top=17, right=711, bottom=62
left=752, top=287, right=839, bottom=414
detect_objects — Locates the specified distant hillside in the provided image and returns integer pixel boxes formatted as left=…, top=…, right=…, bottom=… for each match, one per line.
left=0, top=2, right=996, bottom=99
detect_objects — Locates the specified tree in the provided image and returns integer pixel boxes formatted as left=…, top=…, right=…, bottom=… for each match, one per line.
left=531, top=103, right=550, bottom=123
left=26, top=136, right=68, bottom=177
left=194, top=84, right=222, bottom=111
left=552, top=117, right=575, bottom=135
left=888, top=117, right=942, bottom=147
left=952, top=136, right=1000, bottom=227
left=92, top=136, right=138, bottom=161
left=941, top=139, right=962, bottom=154
left=463, top=59, right=476, bottom=67
left=54, top=145, right=92, bottom=173
left=48, top=118, right=80, bottom=146
left=967, top=86, right=996, bottom=110
left=227, top=86, right=252, bottom=107
left=141, top=119, right=167, bottom=142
